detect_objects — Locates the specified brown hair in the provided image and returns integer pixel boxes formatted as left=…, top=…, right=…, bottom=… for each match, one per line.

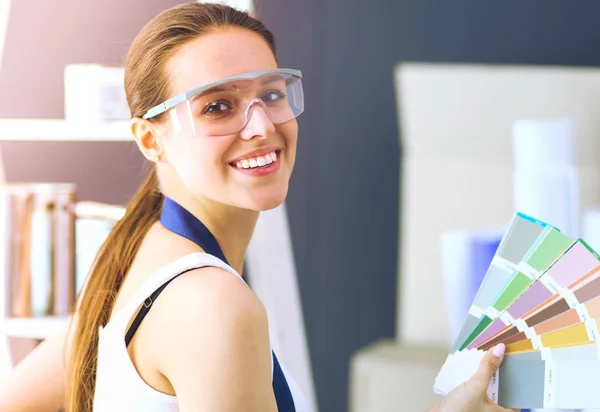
left=65, top=3, right=276, bottom=410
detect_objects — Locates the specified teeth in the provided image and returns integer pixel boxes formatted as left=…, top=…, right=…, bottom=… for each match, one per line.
left=235, top=151, right=278, bottom=169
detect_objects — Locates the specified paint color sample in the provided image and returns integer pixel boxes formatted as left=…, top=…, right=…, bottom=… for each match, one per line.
left=452, top=215, right=548, bottom=351
left=505, top=318, right=600, bottom=353
left=542, top=240, right=600, bottom=287
left=575, top=274, right=600, bottom=302
left=526, top=298, right=571, bottom=327
left=525, top=229, right=575, bottom=273
left=534, top=309, right=582, bottom=335
left=480, top=270, right=600, bottom=350
left=508, top=282, right=553, bottom=318
left=468, top=317, right=514, bottom=349
left=436, top=345, right=600, bottom=409
left=541, top=322, right=592, bottom=346
left=470, top=242, right=600, bottom=349
left=533, top=295, right=600, bottom=335
left=493, top=272, right=532, bottom=310
left=498, top=357, right=600, bottom=409
left=505, top=335, right=533, bottom=352
left=507, top=342, right=600, bottom=361
left=552, top=361, right=600, bottom=408
left=438, top=211, right=600, bottom=408
left=478, top=299, right=572, bottom=351
left=496, top=213, right=549, bottom=263
left=459, top=229, right=573, bottom=350
left=498, top=358, right=545, bottom=409
left=472, top=267, right=515, bottom=310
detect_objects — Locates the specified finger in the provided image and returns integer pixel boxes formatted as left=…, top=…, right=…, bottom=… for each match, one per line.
left=471, top=343, right=505, bottom=385
left=486, top=404, right=519, bottom=412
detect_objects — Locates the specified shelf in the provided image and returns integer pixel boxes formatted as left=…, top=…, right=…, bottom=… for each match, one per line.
left=3, top=316, right=71, bottom=339
left=0, top=119, right=133, bottom=141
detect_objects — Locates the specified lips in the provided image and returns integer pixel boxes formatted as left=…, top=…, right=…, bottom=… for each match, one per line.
left=235, top=150, right=277, bottom=169
left=229, top=146, right=282, bottom=169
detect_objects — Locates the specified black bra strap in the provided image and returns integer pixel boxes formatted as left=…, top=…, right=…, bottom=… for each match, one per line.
left=125, top=268, right=195, bottom=347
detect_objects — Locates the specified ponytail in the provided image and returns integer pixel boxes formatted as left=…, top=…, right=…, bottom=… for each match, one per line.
left=65, top=168, right=163, bottom=411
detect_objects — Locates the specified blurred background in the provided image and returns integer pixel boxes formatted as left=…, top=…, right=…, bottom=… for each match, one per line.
left=2, top=1, right=600, bottom=412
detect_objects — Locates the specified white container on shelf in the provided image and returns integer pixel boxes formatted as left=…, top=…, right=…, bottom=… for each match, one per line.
left=64, top=64, right=130, bottom=123
left=512, top=118, right=580, bottom=237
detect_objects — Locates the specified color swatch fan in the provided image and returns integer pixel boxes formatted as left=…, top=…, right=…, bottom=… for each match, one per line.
left=434, top=213, right=600, bottom=409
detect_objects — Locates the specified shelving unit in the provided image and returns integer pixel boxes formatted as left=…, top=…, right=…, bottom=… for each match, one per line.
left=0, top=118, right=131, bottom=376
left=0, top=119, right=132, bottom=141
left=3, top=316, right=70, bottom=340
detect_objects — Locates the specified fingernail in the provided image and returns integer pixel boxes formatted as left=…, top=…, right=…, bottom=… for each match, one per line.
left=492, top=343, right=505, bottom=358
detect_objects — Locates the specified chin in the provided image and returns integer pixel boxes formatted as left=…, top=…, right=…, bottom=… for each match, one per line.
left=252, top=195, right=287, bottom=211
left=244, top=188, right=288, bottom=212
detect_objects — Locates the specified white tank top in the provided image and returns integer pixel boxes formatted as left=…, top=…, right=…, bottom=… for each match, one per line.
left=93, top=252, right=307, bottom=411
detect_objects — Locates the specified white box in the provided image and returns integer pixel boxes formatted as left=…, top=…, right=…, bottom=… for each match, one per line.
left=64, top=64, right=130, bottom=122
left=394, top=63, right=600, bottom=346
left=349, top=340, right=446, bottom=412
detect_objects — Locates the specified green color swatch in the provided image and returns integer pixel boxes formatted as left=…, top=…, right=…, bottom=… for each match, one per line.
left=460, top=316, right=493, bottom=351
left=493, top=272, right=531, bottom=311
left=458, top=229, right=575, bottom=350
left=525, top=229, right=574, bottom=272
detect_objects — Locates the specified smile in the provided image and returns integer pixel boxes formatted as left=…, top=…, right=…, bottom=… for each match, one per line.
left=234, top=150, right=278, bottom=169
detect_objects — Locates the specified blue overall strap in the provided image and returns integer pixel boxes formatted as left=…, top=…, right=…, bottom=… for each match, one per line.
left=158, top=196, right=296, bottom=411
left=159, top=196, right=228, bottom=264
left=273, top=352, right=297, bottom=412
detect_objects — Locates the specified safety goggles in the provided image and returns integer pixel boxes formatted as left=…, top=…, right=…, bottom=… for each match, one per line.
left=142, top=68, right=304, bottom=136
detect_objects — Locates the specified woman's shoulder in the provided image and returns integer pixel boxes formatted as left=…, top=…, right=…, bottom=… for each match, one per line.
left=141, top=262, right=273, bottom=387
left=157, top=260, right=259, bottom=316
left=140, top=258, right=269, bottom=349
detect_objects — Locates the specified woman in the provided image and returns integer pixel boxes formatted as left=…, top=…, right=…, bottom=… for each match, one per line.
left=0, top=3, right=517, bottom=411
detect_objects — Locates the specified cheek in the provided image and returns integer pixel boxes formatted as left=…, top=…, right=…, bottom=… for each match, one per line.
left=168, top=138, right=231, bottom=191
left=278, top=122, right=298, bottom=162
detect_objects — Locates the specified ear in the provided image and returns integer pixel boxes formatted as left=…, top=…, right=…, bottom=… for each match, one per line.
left=131, top=117, right=164, bottom=162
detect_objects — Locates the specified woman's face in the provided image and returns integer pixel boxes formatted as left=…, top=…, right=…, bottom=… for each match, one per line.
left=159, top=28, right=298, bottom=212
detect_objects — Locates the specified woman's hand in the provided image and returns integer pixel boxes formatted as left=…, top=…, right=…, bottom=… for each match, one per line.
left=427, top=343, right=519, bottom=412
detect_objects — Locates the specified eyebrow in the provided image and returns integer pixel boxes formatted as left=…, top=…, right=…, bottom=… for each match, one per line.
left=191, top=84, right=239, bottom=102
left=260, top=74, right=286, bottom=85
left=189, top=74, right=287, bottom=103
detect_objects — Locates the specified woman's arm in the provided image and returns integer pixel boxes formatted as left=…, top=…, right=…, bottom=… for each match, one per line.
left=143, top=267, right=278, bottom=412
left=0, top=317, right=75, bottom=412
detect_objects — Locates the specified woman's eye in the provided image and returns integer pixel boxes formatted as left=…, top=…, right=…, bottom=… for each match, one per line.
left=203, top=101, right=231, bottom=114
left=262, top=90, right=286, bottom=102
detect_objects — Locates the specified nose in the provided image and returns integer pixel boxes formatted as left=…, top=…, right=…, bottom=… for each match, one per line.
left=239, top=100, right=276, bottom=140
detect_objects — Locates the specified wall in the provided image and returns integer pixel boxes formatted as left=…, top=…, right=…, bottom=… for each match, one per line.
left=255, top=1, right=400, bottom=411
left=0, top=0, right=184, bottom=203
left=255, top=1, right=600, bottom=411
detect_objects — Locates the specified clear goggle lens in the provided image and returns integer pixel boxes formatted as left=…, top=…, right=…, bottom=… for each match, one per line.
left=165, top=70, right=304, bottom=137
